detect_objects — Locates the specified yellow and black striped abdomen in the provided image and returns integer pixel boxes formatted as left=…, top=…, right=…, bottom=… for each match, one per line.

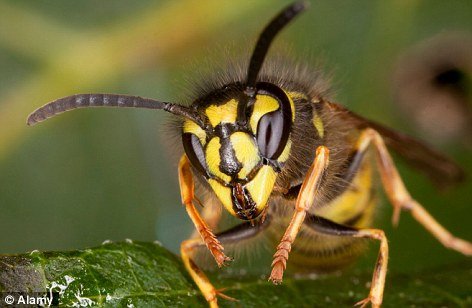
left=284, top=157, right=377, bottom=273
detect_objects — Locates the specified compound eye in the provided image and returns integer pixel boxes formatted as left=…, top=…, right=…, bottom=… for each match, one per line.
left=256, top=108, right=289, bottom=159
left=182, top=133, right=208, bottom=177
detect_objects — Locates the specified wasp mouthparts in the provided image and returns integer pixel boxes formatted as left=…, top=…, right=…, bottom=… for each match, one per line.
left=232, top=183, right=260, bottom=220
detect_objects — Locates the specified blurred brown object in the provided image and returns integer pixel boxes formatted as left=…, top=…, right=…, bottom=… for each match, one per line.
left=392, top=32, right=472, bottom=147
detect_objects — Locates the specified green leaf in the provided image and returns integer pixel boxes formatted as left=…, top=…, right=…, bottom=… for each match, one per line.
left=0, top=241, right=204, bottom=307
left=1, top=241, right=471, bottom=307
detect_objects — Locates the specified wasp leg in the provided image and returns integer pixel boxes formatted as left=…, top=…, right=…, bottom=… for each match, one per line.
left=269, top=146, right=330, bottom=284
left=178, top=155, right=231, bottom=267
left=191, top=197, right=223, bottom=239
left=304, top=214, right=388, bottom=308
left=181, top=239, right=221, bottom=308
left=181, top=216, right=271, bottom=307
left=357, top=128, right=472, bottom=255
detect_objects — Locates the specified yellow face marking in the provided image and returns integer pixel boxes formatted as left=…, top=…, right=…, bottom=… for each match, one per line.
left=205, top=99, right=238, bottom=127
left=287, top=91, right=319, bottom=104
left=205, top=137, right=231, bottom=183
left=183, top=120, right=206, bottom=145
left=313, top=113, right=324, bottom=138
left=208, top=179, right=235, bottom=216
left=249, top=94, right=279, bottom=133
left=277, top=139, right=292, bottom=163
left=287, top=91, right=308, bottom=101
left=230, top=132, right=260, bottom=179
left=284, top=91, right=297, bottom=121
left=244, top=165, right=277, bottom=213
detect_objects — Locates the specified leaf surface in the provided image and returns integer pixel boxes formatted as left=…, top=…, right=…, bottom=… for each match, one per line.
left=1, top=241, right=471, bottom=307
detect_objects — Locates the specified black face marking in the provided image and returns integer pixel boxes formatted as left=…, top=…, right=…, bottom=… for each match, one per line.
left=241, top=161, right=264, bottom=183
left=215, top=124, right=232, bottom=139
left=237, top=91, right=252, bottom=126
left=182, top=133, right=209, bottom=177
left=213, top=122, right=252, bottom=138
left=261, top=157, right=282, bottom=172
left=219, top=137, right=242, bottom=177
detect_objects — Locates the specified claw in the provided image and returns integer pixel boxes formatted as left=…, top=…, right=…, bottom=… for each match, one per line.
left=207, top=239, right=232, bottom=267
left=268, top=276, right=283, bottom=285
left=269, top=236, right=291, bottom=284
left=214, top=252, right=233, bottom=268
left=215, top=288, right=238, bottom=302
left=199, top=226, right=233, bottom=267
left=268, top=261, right=284, bottom=285
left=207, top=288, right=237, bottom=308
left=354, top=296, right=380, bottom=308
left=354, top=297, right=369, bottom=307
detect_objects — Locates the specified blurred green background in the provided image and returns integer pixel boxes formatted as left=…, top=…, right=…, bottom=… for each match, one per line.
left=0, top=0, right=471, bottom=276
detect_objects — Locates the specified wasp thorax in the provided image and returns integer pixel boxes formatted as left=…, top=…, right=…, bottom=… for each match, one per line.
left=181, top=85, right=294, bottom=220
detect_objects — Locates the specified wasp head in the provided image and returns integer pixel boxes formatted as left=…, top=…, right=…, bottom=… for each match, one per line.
left=182, top=82, right=294, bottom=220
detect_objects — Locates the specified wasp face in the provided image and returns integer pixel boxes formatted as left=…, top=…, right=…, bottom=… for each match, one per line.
left=182, top=82, right=294, bottom=220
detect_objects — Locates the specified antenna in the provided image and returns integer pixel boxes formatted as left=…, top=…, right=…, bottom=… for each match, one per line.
left=245, top=1, right=309, bottom=93
left=237, top=1, right=309, bottom=124
left=27, top=94, right=204, bottom=127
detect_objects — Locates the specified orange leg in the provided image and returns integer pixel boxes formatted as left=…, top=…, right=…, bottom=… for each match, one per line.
left=358, top=128, right=472, bottom=256
left=181, top=239, right=235, bottom=308
left=178, top=154, right=232, bottom=266
left=353, top=229, right=388, bottom=308
left=303, top=213, right=388, bottom=308
left=269, top=146, right=330, bottom=283
left=178, top=155, right=232, bottom=307
left=346, top=128, right=472, bottom=307
left=190, top=197, right=223, bottom=239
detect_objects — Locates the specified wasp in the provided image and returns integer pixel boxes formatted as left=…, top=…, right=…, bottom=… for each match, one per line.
left=27, top=1, right=472, bottom=307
